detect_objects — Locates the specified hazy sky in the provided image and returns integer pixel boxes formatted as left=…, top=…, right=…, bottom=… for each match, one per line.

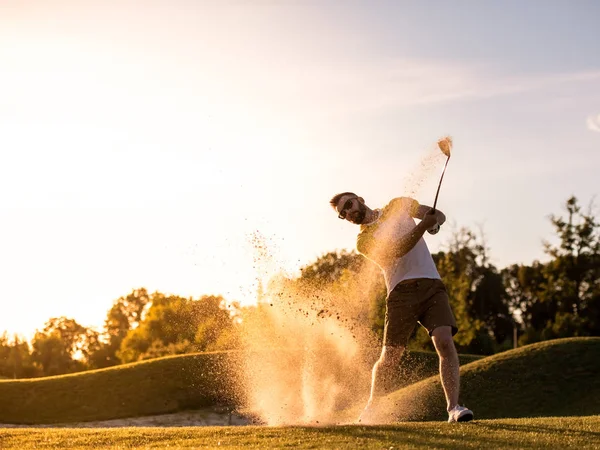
left=1, top=0, right=599, bottom=338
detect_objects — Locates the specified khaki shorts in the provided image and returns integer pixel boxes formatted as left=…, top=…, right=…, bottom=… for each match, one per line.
left=383, top=278, right=458, bottom=348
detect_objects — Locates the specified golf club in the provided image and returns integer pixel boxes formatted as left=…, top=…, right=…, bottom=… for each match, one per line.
left=427, top=136, right=452, bottom=235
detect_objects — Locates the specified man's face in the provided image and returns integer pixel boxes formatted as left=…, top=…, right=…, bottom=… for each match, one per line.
left=336, top=195, right=367, bottom=224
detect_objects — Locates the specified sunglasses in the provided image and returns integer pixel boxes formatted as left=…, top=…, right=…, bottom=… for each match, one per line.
left=338, top=198, right=355, bottom=219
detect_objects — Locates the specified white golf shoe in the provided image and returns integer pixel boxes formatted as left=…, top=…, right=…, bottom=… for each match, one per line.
left=447, top=405, right=474, bottom=423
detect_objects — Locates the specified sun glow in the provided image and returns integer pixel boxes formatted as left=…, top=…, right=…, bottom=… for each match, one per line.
left=0, top=14, right=311, bottom=336
left=2, top=1, right=599, bottom=341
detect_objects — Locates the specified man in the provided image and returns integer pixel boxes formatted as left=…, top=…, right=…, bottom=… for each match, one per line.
left=329, top=192, right=473, bottom=423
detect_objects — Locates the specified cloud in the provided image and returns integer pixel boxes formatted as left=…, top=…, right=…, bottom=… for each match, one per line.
left=587, top=114, right=600, bottom=133
left=244, top=57, right=600, bottom=120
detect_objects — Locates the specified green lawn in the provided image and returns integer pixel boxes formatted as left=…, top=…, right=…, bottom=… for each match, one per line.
left=0, top=351, right=241, bottom=424
left=1, top=416, right=599, bottom=449
left=1, top=338, right=598, bottom=428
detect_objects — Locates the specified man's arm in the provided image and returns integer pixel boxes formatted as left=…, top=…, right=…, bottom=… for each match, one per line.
left=413, top=203, right=446, bottom=227
left=392, top=210, right=438, bottom=257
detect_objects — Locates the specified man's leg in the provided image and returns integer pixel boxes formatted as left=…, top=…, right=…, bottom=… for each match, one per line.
left=359, top=282, right=417, bottom=422
left=367, top=345, right=405, bottom=406
left=358, top=345, right=404, bottom=423
left=431, top=326, right=459, bottom=411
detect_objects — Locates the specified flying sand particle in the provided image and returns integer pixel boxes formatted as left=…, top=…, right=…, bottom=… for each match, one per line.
left=230, top=145, right=444, bottom=425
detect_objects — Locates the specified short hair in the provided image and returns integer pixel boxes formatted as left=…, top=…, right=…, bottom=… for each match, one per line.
left=329, top=192, right=357, bottom=210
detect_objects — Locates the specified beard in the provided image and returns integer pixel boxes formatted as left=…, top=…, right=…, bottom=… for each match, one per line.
left=348, top=203, right=367, bottom=224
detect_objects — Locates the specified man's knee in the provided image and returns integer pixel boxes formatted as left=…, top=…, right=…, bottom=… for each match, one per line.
left=431, top=327, right=456, bottom=357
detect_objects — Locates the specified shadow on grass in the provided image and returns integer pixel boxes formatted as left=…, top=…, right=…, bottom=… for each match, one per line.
left=473, top=421, right=600, bottom=439
left=296, top=424, right=524, bottom=450
left=291, top=418, right=600, bottom=449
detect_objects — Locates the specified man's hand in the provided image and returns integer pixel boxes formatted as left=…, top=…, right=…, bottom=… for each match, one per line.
left=422, top=209, right=439, bottom=229
left=414, top=203, right=446, bottom=226
left=393, top=209, right=438, bottom=257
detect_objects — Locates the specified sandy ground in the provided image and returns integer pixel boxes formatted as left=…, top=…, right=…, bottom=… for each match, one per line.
left=0, top=408, right=254, bottom=428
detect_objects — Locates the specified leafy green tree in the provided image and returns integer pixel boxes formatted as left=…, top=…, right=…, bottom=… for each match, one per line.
left=30, top=317, right=99, bottom=376
left=502, top=262, right=548, bottom=344
left=298, top=250, right=365, bottom=288
left=503, top=196, right=600, bottom=345
left=0, top=333, right=38, bottom=379
left=542, top=196, right=600, bottom=337
left=433, top=227, right=511, bottom=354
left=118, top=293, right=239, bottom=362
left=31, top=333, right=77, bottom=376
left=88, top=288, right=150, bottom=368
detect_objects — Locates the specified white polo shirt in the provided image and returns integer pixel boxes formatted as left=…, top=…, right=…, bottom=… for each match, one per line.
left=356, top=197, right=440, bottom=295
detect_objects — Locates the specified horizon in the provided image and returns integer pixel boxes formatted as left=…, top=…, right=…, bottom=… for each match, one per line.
left=1, top=0, right=599, bottom=339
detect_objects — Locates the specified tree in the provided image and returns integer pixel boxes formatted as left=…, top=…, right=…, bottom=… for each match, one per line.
left=542, top=196, right=600, bottom=337
left=433, top=227, right=511, bottom=354
left=88, top=288, right=150, bottom=368
left=502, top=262, right=548, bottom=343
left=117, top=293, right=239, bottom=363
left=0, top=333, right=38, bottom=379
left=298, top=250, right=365, bottom=288
left=31, top=317, right=99, bottom=376
left=31, top=333, right=77, bottom=376
left=503, top=197, right=600, bottom=345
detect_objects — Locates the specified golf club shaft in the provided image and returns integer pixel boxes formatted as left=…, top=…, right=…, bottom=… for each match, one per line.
left=432, top=155, right=450, bottom=212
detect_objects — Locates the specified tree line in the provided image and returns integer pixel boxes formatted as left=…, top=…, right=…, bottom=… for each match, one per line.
left=1, top=196, right=598, bottom=379
left=0, top=290, right=240, bottom=378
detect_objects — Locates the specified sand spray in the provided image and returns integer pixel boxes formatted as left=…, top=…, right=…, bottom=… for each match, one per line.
left=233, top=142, right=447, bottom=425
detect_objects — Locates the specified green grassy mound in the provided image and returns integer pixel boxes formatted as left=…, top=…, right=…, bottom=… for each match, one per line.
left=0, top=351, right=240, bottom=425
left=0, top=349, right=480, bottom=425
left=4, top=338, right=595, bottom=426
left=9, top=337, right=593, bottom=426
left=373, top=337, right=600, bottom=422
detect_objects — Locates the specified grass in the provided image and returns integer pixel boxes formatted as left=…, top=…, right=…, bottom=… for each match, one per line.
left=0, top=348, right=479, bottom=425
left=0, top=351, right=241, bottom=424
left=372, top=337, right=600, bottom=422
left=1, top=416, right=599, bottom=449
left=1, top=338, right=597, bottom=426
left=1, top=338, right=598, bottom=448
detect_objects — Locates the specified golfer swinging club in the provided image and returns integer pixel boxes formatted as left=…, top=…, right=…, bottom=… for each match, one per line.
left=329, top=192, right=474, bottom=423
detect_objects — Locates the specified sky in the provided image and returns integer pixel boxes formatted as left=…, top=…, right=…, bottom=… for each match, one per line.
left=1, top=0, right=599, bottom=339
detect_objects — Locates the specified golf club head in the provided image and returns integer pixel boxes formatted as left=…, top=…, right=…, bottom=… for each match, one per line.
left=437, top=136, right=452, bottom=158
